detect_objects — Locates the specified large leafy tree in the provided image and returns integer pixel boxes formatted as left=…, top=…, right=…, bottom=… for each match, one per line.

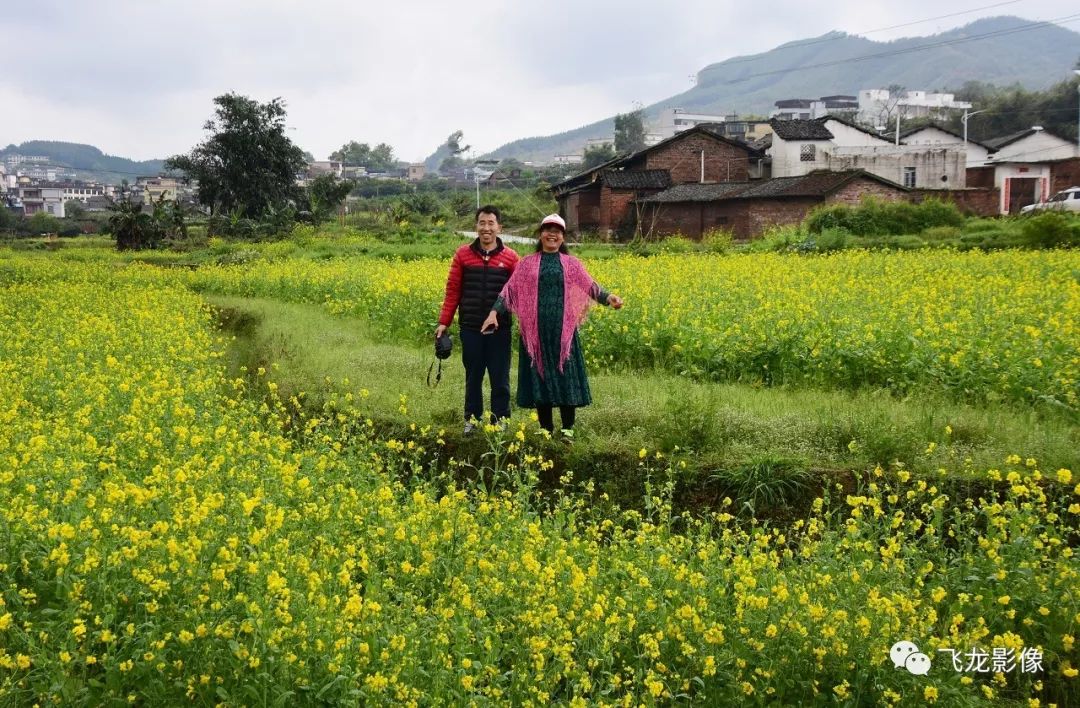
left=329, top=141, right=396, bottom=171
left=583, top=142, right=616, bottom=169
left=614, top=110, right=647, bottom=155
left=166, top=93, right=306, bottom=219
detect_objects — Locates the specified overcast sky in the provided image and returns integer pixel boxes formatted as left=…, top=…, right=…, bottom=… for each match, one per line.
left=1, top=0, right=1076, bottom=162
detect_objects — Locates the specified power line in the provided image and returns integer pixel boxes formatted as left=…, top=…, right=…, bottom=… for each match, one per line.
left=712, top=13, right=1080, bottom=85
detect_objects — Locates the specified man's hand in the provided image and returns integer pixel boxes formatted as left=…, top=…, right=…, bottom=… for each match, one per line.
left=608, top=294, right=624, bottom=310
left=435, top=324, right=448, bottom=339
left=481, top=311, right=499, bottom=333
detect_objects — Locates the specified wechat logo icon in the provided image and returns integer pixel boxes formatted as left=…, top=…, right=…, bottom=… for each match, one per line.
left=891, top=640, right=932, bottom=676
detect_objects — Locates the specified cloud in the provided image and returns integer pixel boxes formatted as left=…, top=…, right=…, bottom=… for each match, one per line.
left=1, top=0, right=1074, bottom=161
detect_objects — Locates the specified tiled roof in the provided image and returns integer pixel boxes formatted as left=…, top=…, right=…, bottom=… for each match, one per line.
left=982, top=128, right=1036, bottom=150
left=601, top=169, right=672, bottom=190
left=769, top=118, right=833, bottom=141
left=638, top=182, right=753, bottom=203
left=639, top=170, right=906, bottom=203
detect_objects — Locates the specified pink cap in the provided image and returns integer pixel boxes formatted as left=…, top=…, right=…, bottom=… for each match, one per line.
left=540, top=213, right=566, bottom=231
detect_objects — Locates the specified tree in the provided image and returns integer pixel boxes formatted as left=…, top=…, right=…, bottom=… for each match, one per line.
left=165, top=93, right=307, bottom=219
left=438, top=130, right=470, bottom=173
left=329, top=141, right=397, bottom=171
left=28, top=211, right=62, bottom=235
left=614, top=110, right=647, bottom=154
left=304, top=174, right=355, bottom=224
left=583, top=143, right=616, bottom=169
left=64, top=200, right=86, bottom=219
left=107, top=198, right=160, bottom=250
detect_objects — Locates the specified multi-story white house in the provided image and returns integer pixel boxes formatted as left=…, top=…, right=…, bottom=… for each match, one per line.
left=857, top=89, right=971, bottom=127
left=654, top=108, right=728, bottom=139
left=58, top=182, right=107, bottom=204
left=18, top=186, right=65, bottom=217
left=767, top=116, right=967, bottom=189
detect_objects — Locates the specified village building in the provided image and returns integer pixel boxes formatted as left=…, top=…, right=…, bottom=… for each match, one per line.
left=552, top=125, right=765, bottom=237
left=18, top=185, right=65, bottom=217
left=636, top=170, right=908, bottom=241
left=767, top=117, right=967, bottom=190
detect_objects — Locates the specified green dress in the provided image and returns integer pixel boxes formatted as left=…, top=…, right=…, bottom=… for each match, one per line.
left=496, top=252, right=609, bottom=409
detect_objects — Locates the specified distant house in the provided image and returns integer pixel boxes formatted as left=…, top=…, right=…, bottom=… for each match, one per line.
left=18, top=186, right=65, bottom=217
left=771, top=95, right=858, bottom=121
left=135, top=176, right=182, bottom=203
left=767, top=116, right=967, bottom=189
left=655, top=108, right=730, bottom=139
left=637, top=169, right=908, bottom=241
left=552, top=125, right=764, bottom=237
left=407, top=164, right=425, bottom=181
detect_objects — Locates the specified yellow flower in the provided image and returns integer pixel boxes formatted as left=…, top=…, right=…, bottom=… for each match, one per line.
left=924, top=686, right=938, bottom=703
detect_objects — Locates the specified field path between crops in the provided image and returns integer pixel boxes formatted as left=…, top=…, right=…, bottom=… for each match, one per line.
left=203, top=293, right=1080, bottom=516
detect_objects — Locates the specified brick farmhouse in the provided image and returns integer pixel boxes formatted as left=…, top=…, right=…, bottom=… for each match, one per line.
left=552, top=126, right=763, bottom=237
left=637, top=170, right=908, bottom=241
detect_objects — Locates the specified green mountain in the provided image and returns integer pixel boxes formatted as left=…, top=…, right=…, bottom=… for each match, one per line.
left=480, top=16, right=1080, bottom=163
left=0, top=141, right=165, bottom=184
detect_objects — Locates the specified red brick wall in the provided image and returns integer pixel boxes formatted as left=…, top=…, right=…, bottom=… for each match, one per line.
left=1051, top=157, right=1080, bottom=193
left=643, top=134, right=750, bottom=184
left=829, top=177, right=908, bottom=205
left=598, top=188, right=637, bottom=234
left=641, top=202, right=750, bottom=240
left=966, top=166, right=995, bottom=189
left=559, top=188, right=601, bottom=234
left=909, top=188, right=999, bottom=217
left=746, top=199, right=820, bottom=239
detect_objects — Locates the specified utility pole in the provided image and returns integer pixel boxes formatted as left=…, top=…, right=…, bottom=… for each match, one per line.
left=962, top=109, right=987, bottom=159
left=1074, top=70, right=1080, bottom=150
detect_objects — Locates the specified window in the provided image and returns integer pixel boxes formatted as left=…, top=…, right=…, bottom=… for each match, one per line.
left=800, top=144, right=816, bottom=162
left=902, top=167, right=916, bottom=188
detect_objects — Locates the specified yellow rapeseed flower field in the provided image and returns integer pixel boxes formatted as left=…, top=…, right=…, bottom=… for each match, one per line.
left=0, top=253, right=1077, bottom=705
left=162, top=249, right=1080, bottom=407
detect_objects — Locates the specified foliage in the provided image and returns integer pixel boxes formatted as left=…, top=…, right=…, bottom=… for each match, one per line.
left=328, top=141, right=396, bottom=171
left=304, top=174, right=355, bottom=224
left=165, top=93, right=307, bottom=219
left=26, top=212, right=62, bottom=236
left=806, top=198, right=965, bottom=236
left=160, top=249, right=1080, bottom=409
left=107, top=198, right=161, bottom=251
left=582, top=143, right=616, bottom=169
left=614, top=109, right=647, bottom=154
left=0, top=267, right=1077, bottom=704
left=953, top=76, right=1080, bottom=143
left=437, top=130, right=470, bottom=173
left=1020, top=211, right=1080, bottom=249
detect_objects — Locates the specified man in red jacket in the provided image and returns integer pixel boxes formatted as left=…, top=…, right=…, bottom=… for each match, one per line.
left=436, top=205, right=519, bottom=433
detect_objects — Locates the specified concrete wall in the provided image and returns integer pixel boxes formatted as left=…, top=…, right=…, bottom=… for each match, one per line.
left=989, top=132, right=1078, bottom=163
left=827, top=147, right=966, bottom=189
left=994, top=164, right=1052, bottom=214
left=824, top=120, right=889, bottom=147
left=903, top=126, right=991, bottom=167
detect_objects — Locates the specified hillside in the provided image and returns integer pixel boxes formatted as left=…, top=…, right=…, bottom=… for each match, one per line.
left=480, top=16, right=1080, bottom=163
left=0, top=140, right=165, bottom=184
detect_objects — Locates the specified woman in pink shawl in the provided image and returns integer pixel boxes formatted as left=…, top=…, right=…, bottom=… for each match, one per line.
left=481, top=214, right=623, bottom=435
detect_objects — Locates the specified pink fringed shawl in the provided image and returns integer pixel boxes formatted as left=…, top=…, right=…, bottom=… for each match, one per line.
left=499, top=252, right=598, bottom=378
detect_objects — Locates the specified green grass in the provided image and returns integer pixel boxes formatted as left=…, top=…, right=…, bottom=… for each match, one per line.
left=207, top=294, right=1079, bottom=512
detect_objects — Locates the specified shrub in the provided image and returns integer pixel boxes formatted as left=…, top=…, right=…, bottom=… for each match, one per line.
left=814, top=227, right=850, bottom=252
left=701, top=227, right=734, bottom=254
left=1020, top=212, right=1080, bottom=249
left=806, top=198, right=964, bottom=236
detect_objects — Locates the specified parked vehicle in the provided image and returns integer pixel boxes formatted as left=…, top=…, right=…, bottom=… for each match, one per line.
left=1021, top=187, right=1080, bottom=214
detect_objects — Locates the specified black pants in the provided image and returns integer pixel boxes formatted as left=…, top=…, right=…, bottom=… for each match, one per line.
left=536, top=405, right=576, bottom=432
left=460, top=327, right=512, bottom=422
